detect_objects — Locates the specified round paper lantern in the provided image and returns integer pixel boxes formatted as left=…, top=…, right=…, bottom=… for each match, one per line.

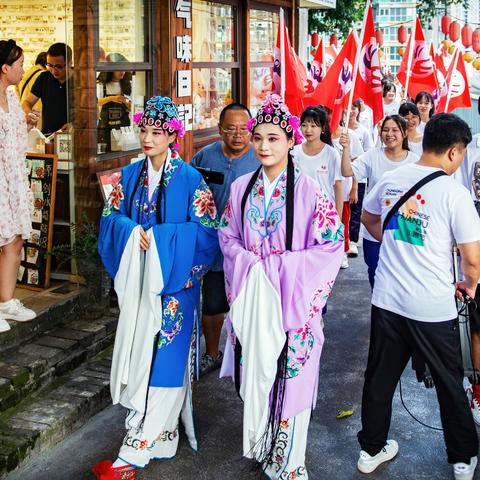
left=311, top=48, right=317, bottom=56
left=473, top=57, right=480, bottom=70
left=397, top=25, right=407, bottom=44
left=441, top=15, right=452, bottom=35
left=311, top=32, right=319, bottom=48
left=449, top=21, right=460, bottom=42
left=448, top=45, right=456, bottom=55
left=473, top=29, right=480, bottom=53
left=398, top=47, right=406, bottom=57
left=442, top=39, right=452, bottom=48
left=375, top=29, right=383, bottom=47
left=464, top=51, right=475, bottom=63
left=462, top=24, right=473, bottom=48
left=379, top=48, right=384, bottom=58
left=330, top=34, right=338, bottom=48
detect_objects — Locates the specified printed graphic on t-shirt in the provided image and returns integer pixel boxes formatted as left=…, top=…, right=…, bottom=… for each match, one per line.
left=317, top=165, right=328, bottom=175
left=384, top=188, right=430, bottom=246
left=473, top=161, right=480, bottom=200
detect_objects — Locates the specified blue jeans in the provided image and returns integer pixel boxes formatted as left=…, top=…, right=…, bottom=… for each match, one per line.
left=363, top=238, right=381, bottom=289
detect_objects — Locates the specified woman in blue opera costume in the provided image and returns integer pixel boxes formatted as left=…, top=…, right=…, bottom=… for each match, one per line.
left=92, top=96, right=219, bottom=480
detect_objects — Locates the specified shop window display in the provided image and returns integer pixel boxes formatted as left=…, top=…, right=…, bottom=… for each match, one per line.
left=96, top=0, right=151, bottom=155
left=249, top=8, right=278, bottom=115
left=192, top=0, right=237, bottom=131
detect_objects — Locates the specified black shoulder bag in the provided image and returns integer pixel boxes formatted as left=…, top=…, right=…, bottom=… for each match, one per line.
left=382, top=170, right=447, bottom=234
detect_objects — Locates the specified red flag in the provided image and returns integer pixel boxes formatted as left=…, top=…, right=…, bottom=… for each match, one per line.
left=437, top=48, right=472, bottom=113
left=353, top=5, right=383, bottom=125
left=324, top=45, right=338, bottom=72
left=310, top=38, right=325, bottom=87
left=311, top=31, right=357, bottom=132
left=431, top=43, right=447, bottom=107
left=397, top=17, right=438, bottom=99
left=273, top=20, right=308, bottom=115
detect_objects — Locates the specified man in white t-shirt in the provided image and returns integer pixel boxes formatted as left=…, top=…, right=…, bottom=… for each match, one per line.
left=357, top=114, right=480, bottom=479
left=455, top=132, right=480, bottom=424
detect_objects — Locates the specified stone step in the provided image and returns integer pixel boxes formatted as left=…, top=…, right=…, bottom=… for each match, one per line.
left=0, top=310, right=118, bottom=415
left=0, top=283, right=86, bottom=354
left=0, top=350, right=113, bottom=478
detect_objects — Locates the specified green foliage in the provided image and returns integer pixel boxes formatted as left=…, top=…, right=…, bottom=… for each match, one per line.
left=309, top=0, right=469, bottom=40
left=309, top=0, right=366, bottom=40
left=49, top=212, right=99, bottom=264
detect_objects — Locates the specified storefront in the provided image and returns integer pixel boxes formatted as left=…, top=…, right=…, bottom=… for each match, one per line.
left=3, top=0, right=299, bottom=286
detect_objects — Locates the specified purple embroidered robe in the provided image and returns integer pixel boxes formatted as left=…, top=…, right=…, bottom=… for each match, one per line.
left=219, top=167, right=344, bottom=419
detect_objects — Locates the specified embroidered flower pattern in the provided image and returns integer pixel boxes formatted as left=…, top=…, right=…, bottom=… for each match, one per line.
left=219, top=198, right=232, bottom=228
left=183, top=264, right=210, bottom=288
left=308, top=282, right=333, bottom=321
left=192, top=181, right=218, bottom=228
left=124, top=434, right=154, bottom=451
left=280, top=467, right=307, bottom=479
left=312, top=192, right=344, bottom=242
left=158, top=295, right=184, bottom=349
left=156, top=427, right=179, bottom=442
left=102, top=176, right=124, bottom=216
left=286, top=325, right=315, bottom=378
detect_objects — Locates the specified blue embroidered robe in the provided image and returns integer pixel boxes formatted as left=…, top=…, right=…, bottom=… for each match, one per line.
left=99, top=154, right=219, bottom=390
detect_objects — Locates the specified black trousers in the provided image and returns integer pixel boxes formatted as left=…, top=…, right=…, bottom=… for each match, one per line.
left=348, top=182, right=366, bottom=243
left=358, top=305, right=478, bottom=464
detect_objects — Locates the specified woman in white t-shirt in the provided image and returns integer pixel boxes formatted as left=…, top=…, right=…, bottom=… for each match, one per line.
left=346, top=100, right=373, bottom=257
left=382, top=82, right=400, bottom=117
left=332, top=113, right=365, bottom=268
left=340, top=115, right=419, bottom=287
left=399, top=102, right=423, bottom=157
left=414, top=91, right=435, bottom=134
left=293, top=106, right=343, bottom=215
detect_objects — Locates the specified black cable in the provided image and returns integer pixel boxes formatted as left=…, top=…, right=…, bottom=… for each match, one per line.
left=398, top=297, right=478, bottom=432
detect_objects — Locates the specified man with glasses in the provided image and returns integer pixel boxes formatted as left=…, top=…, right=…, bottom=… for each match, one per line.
left=191, top=103, right=259, bottom=375
left=22, top=43, right=73, bottom=135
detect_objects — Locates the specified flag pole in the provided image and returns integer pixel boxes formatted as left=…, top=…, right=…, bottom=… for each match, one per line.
left=280, top=8, right=286, bottom=100
left=344, top=0, right=370, bottom=133
left=444, top=48, right=458, bottom=113
left=403, top=18, right=417, bottom=100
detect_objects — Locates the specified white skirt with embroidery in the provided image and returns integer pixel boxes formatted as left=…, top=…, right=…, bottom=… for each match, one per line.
left=117, top=326, right=197, bottom=468
left=263, top=408, right=311, bottom=480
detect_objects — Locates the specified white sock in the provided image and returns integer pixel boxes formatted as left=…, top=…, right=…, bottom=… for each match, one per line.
left=112, top=458, right=130, bottom=468
left=0, top=300, right=13, bottom=308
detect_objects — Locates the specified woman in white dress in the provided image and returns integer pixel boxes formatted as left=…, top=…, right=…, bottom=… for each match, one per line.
left=0, top=40, right=38, bottom=332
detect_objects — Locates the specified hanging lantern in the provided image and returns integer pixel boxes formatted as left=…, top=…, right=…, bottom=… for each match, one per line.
left=311, top=32, right=319, bottom=48
left=461, top=24, right=473, bottom=48
left=464, top=51, right=475, bottom=63
left=375, top=29, right=383, bottom=47
left=448, top=45, right=456, bottom=55
left=311, top=48, right=317, bottom=56
left=473, top=57, right=480, bottom=70
left=449, top=21, right=460, bottom=42
left=378, top=49, right=384, bottom=58
left=398, top=47, right=406, bottom=57
left=330, top=34, right=338, bottom=48
left=397, top=25, right=407, bottom=44
left=441, top=15, right=452, bottom=35
left=442, top=39, right=452, bottom=49
left=473, top=28, right=480, bottom=53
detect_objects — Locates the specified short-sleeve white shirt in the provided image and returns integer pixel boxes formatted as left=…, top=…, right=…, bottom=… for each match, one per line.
left=292, top=143, right=342, bottom=204
left=364, top=163, right=480, bottom=322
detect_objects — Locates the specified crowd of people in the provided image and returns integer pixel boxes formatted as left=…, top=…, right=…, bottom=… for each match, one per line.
left=1, top=36, right=480, bottom=480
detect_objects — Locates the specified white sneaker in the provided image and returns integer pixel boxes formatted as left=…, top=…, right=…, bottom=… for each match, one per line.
left=341, top=253, right=349, bottom=269
left=471, top=397, right=480, bottom=426
left=0, top=313, right=10, bottom=333
left=464, top=377, right=473, bottom=406
left=347, top=242, right=359, bottom=258
left=357, top=440, right=399, bottom=474
left=454, top=456, right=477, bottom=480
left=0, top=299, right=36, bottom=322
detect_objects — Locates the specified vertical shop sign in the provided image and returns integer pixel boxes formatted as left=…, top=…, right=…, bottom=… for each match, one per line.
left=173, top=0, right=193, bottom=136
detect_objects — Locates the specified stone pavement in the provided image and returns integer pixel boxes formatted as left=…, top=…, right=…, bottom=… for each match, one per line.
left=7, top=251, right=480, bottom=480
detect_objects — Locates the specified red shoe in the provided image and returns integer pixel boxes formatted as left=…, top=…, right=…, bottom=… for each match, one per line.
left=92, top=460, right=136, bottom=480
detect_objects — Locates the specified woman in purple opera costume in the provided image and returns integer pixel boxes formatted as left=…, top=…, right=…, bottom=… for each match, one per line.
left=218, top=94, right=344, bottom=479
